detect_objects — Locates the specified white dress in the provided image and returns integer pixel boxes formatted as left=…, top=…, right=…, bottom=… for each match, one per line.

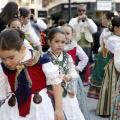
left=48, top=51, right=85, bottom=120
left=0, top=49, right=62, bottom=120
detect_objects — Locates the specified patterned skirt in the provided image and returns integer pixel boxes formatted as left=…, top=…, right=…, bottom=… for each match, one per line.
left=87, top=51, right=112, bottom=99
left=111, top=77, right=120, bottom=120
left=76, top=76, right=90, bottom=120
left=96, top=59, right=119, bottom=116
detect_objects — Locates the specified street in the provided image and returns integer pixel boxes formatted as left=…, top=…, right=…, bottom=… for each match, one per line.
left=84, top=86, right=109, bottom=120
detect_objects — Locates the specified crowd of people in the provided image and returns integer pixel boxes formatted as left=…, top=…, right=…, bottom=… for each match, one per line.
left=0, top=1, right=120, bottom=120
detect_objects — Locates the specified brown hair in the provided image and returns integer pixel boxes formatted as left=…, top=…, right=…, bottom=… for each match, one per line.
left=0, top=29, right=25, bottom=51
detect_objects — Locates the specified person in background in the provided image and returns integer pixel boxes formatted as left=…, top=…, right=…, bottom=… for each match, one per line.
left=69, top=4, right=97, bottom=85
left=36, top=18, right=47, bottom=32
left=96, top=17, right=120, bottom=117
left=111, top=36, right=120, bottom=120
left=19, top=8, right=41, bottom=51
left=92, top=20, right=102, bottom=59
left=30, top=14, right=41, bottom=38
left=8, top=18, right=33, bottom=50
left=57, top=19, right=66, bottom=28
left=61, top=24, right=90, bottom=120
left=0, top=1, right=18, bottom=32
left=87, top=11, right=115, bottom=100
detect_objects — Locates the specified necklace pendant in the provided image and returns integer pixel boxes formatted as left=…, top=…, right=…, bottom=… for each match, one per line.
left=68, top=92, right=75, bottom=98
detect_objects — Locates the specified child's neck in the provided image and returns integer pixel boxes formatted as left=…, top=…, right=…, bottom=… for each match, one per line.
left=51, top=51, right=61, bottom=58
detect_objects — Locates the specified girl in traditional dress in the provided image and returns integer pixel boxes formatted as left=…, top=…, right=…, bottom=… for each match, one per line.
left=87, top=11, right=115, bottom=100
left=47, top=27, right=85, bottom=120
left=0, top=29, right=64, bottom=120
left=107, top=17, right=120, bottom=120
left=0, top=18, right=33, bottom=108
left=60, top=24, right=90, bottom=120
left=18, top=8, right=41, bottom=51
left=96, top=17, right=120, bottom=117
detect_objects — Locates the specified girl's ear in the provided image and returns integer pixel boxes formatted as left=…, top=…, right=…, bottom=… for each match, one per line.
left=20, top=45, right=26, bottom=54
left=114, top=26, right=118, bottom=33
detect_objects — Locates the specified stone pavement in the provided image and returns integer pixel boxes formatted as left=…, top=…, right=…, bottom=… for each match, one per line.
left=84, top=86, right=109, bottom=120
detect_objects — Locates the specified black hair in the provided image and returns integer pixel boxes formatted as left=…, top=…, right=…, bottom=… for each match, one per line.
left=105, top=11, right=115, bottom=20
left=48, top=28, right=66, bottom=41
left=19, top=8, right=30, bottom=18
left=0, top=29, right=25, bottom=51
left=8, top=18, right=21, bottom=28
left=108, top=17, right=120, bottom=32
left=0, top=2, right=18, bottom=24
left=94, top=20, right=102, bottom=30
left=58, top=19, right=66, bottom=26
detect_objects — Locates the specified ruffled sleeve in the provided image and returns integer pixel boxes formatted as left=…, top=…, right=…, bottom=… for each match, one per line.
left=42, top=62, right=62, bottom=85
left=0, top=64, right=10, bottom=100
left=114, top=43, right=120, bottom=72
left=106, top=35, right=120, bottom=54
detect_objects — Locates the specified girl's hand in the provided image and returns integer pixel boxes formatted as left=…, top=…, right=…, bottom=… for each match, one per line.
left=63, top=75, right=72, bottom=82
left=90, top=63, right=95, bottom=70
left=59, top=74, right=72, bottom=82
left=55, top=109, right=64, bottom=120
left=75, top=66, right=79, bottom=72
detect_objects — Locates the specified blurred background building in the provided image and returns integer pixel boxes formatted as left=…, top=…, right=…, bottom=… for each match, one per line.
left=0, top=0, right=120, bottom=26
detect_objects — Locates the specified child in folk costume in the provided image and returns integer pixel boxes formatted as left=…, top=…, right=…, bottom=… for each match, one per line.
left=0, top=29, right=64, bottom=120
left=111, top=43, right=120, bottom=120
left=96, top=17, right=120, bottom=117
left=87, top=11, right=115, bottom=100
left=7, top=18, right=33, bottom=50
left=0, top=18, right=33, bottom=108
left=47, top=28, right=85, bottom=120
left=108, top=18, right=120, bottom=120
left=18, top=8, right=41, bottom=51
left=60, top=24, right=90, bottom=120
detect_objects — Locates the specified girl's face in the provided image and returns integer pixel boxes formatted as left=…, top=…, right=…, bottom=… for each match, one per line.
left=114, top=26, right=120, bottom=36
left=61, top=26, right=74, bottom=44
left=48, top=33, right=66, bottom=55
left=102, top=14, right=111, bottom=27
left=9, top=21, right=21, bottom=30
left=21, top=14, right=30, bottom=25
left=0, top=46, right=25, bottom=69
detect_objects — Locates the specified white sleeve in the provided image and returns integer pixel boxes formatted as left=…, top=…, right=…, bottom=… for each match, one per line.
left=105, top=36, right=120, bottom=54
left=68, top=55, right=79, bottom=80
left=42, top=62, right=62, bottom=85
left=87, top=19, right=97, bottom=34
left=24, top=39, right=34, bottom=50
left=69, top=18, right=78, bottom=31
left=0, top=64, right=10, bottom=100
left=36, top=19, right=47, bottom=31
left=114, top=43, right=120, bottom=72
left=76, top=45, right=88, bottom=71
left=25, top=29, right=41, bottom=47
